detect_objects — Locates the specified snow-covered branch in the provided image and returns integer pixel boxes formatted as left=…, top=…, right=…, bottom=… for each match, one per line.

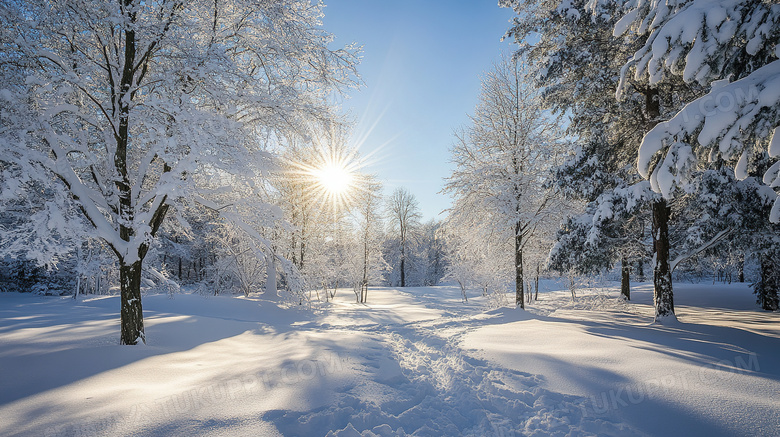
left=670, top=227, right=733, bottom=272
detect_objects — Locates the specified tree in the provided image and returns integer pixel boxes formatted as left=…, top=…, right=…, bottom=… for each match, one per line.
left=599, top=0, right=780, bottom=318
left=386, top=188, right=421, bottom=287
left=502, top=0, right=654, bottom=301
left=419, top=220, right=448, bottom=286
left=443, top=222, right=509, bottom=306
left=443, top=55, right=565, bottom=309
left=352, top=177, right=385, bottom=302
left=607, top=0, right=779, bottom=216
left=502, top=0, right=752, bottom=320
left=0, top=0, right=358, bottom=344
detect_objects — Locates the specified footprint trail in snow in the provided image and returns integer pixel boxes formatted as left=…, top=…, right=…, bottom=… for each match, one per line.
left=267, top=287, right=640, bottom=436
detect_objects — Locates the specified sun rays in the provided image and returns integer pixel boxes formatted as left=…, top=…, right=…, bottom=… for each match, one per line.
left=307, top=146, right=362, bottom=210
left=279, top=109, right=393, bottom=215
left=282, top=138, right=366, bottom=214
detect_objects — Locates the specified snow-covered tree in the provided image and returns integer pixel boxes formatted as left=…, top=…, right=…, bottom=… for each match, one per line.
left=443, top=223, right=510, bottom=306
left=549, top=181, right=652, bottom=300
left=351, top=177, right=386, bottom=302
left=418, top=219, right=448, bottom=287
left=502, top=0, right=760, bottom=320
left=602, top=0, right=780, bottom=318
left=0, top=0, right=357, bottom=344
left=386, top=187, right=422, bottom=288
left=502, top=0, right=656, bottom=301
left=609, top=0, right=780, bottom=219
left=443, top=55, right=566, bottom=309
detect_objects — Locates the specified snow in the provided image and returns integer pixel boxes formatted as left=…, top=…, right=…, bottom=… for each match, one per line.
left=770, top=126, right=780, bottom=158
left=637, top=59, right=780, bottom=188
left=735, top=150, right=749, bottom=180
left=1, top=282, right=778, bottom=436
left=770, top=196, right=780, bottom=223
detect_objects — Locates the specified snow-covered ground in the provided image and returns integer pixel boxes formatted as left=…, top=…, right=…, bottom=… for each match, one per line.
left=0, top=281, right=778, bottom=436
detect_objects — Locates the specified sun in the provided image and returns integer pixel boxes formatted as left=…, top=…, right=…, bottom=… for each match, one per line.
left=286, top=143, right=363, bottom=212
left=281, top=122, right=385, bottom=212
left=315, top=163, right=353, bottom=196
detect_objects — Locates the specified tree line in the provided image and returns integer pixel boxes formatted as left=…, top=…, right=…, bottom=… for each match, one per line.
left=1, top=0, right=778, bottom=345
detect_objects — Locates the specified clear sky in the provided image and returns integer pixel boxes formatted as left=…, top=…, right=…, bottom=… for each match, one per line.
left=322, top=1, right=516, bottom=222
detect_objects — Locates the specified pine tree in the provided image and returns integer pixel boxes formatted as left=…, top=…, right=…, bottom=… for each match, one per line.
left=610, top=0, right=780, bottom=221
left=502, top=0, right=734, bottom=320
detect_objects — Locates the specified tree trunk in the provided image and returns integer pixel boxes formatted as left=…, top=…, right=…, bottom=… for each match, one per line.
left=569, top=276, right=576, bottom=301
left=637, top=259, right=645, bottom=282
left=652, top=198, right=675, bottom=320
left=515, top=222, right=524, bottom=308
left=644, top=87, right=674, bottom=320
left=265, top=253, right=277, bottom=300
left=460, top=281, right=468, bottom=303
left=621, top=257, right=631, bottom=301
left=534, top=262, right=540, bottom=301
left=362, top=233, right=369, bottom=302
left=738, top=255, right=745, bottom=283
left=400, top=247, right=406, bottom=287
left=120, top=260, right=144, bottom=345
left=758, top=253, right=779, bottom=311
left=300, top=240, right=305, bottom=270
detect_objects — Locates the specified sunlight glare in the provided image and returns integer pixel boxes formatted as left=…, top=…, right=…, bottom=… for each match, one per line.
left=316, top=164, right=353, bottom=195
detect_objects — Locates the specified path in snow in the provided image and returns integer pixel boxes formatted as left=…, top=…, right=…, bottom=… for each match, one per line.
left=270, top=286, right=641, bottom=436
left=0, top=280, right=777, bottom=436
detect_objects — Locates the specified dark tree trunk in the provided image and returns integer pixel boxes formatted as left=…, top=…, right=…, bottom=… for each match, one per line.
left=652, top=198, right=675, bottom=319
left=757, top=253, right=779, bottom=311
left=645, top=87, right=674, bottom=320
left=621, top=257, right=631, bottom=300
left=515, top=222, right=524, bottom=308
left=637, top=259, right=645, bottom=282
left=534, top=263, right=540, bottom=301
left=738, top=255, right=745, bottom=283
left=115, top=8, right=147, bottom=345
left=120, top=260, right=144, bottom=345
left=300, top=240, right=305, bottom=270
left=400, top=248, right=406, bottom=287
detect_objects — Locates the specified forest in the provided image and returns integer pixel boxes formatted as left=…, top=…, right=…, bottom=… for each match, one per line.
left=0, top=1, right=778, bottom=435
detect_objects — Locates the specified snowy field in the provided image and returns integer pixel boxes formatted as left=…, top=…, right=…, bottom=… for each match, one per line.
left=0, top=282, right=778, bottom=436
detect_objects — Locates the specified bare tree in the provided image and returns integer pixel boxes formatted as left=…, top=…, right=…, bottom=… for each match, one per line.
left=444, top=56, right=567, bottom=309
left=354, top=177, right=384, bottom=302
left=387, top=188, right=421, bottom=287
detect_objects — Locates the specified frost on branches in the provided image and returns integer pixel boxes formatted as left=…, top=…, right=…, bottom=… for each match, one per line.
left=443, top=56, right=567, bottom=309
left=610, top=0, right=780, bottom=221
left=0, top=0, right=357, bottom=344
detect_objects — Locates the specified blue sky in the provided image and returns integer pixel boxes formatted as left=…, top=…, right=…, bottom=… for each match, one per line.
left=322, top=1, right=516, bottom=221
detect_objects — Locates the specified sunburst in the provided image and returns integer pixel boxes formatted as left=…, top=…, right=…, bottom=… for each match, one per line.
left=281, top=113, right=391, bottom=213
left=284, top=141, right=364, bottom=213
left=314, top=162, right=353, bottom=196
left=308, top=147, right=361, bottom=210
